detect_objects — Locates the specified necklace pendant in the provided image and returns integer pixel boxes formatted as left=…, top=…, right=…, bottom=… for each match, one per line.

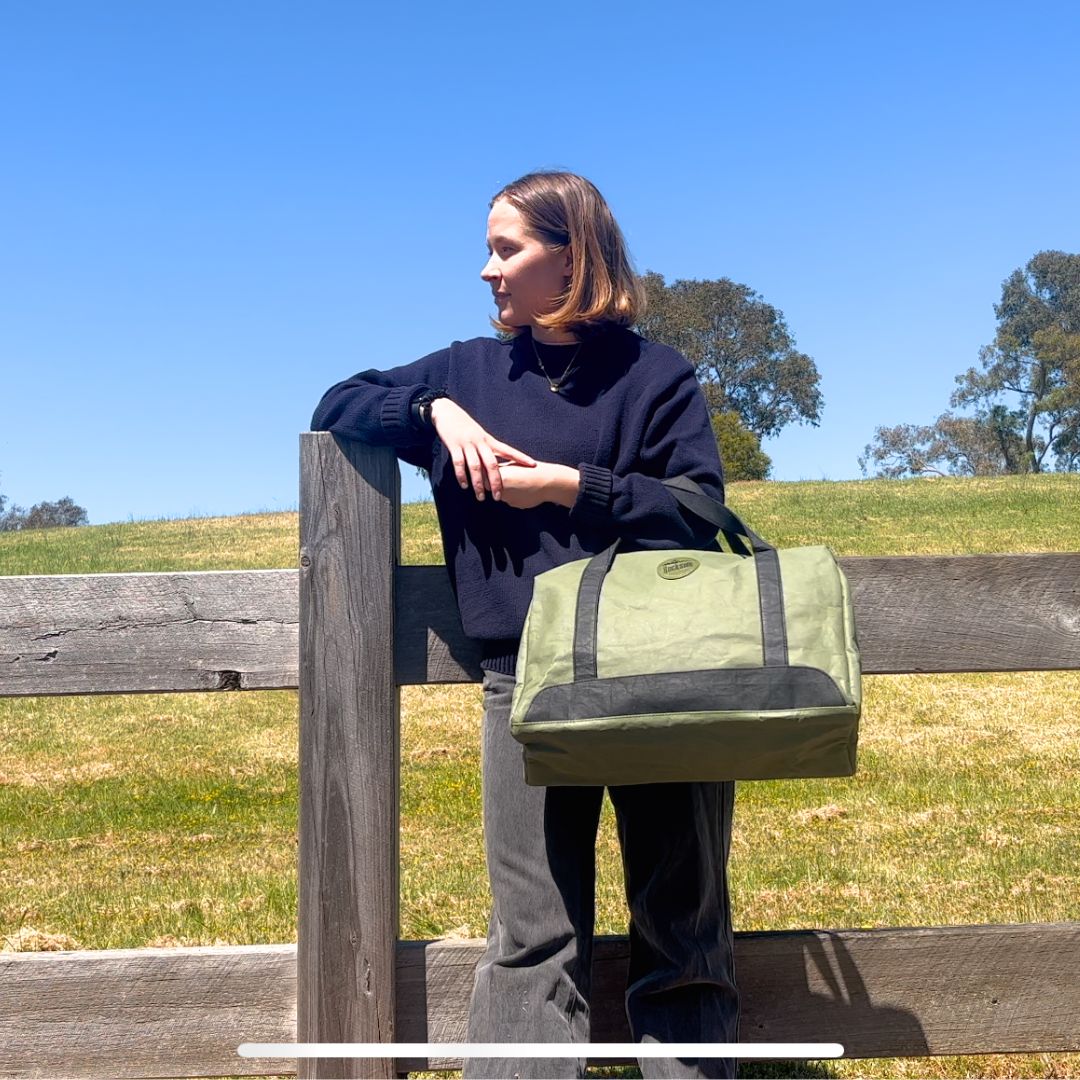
left=550, top=384, right=559, bottom=392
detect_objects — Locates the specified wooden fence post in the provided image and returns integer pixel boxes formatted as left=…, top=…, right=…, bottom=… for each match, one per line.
left=298, top=433, right=401, bottom=1080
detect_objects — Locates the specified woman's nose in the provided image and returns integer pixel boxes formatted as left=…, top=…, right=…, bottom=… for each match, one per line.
left=480, top=256, right=497, bottom=281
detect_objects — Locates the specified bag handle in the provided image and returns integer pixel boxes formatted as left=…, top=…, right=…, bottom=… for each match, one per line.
left=660, top=476, right=773, bottom=556
left=571, top=476, right=789, bottom=682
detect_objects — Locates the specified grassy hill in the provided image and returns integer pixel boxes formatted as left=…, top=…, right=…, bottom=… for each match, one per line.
left=1, top=474, right=1078, bottom=575
left=1, top=474, right=1078, bottom=1080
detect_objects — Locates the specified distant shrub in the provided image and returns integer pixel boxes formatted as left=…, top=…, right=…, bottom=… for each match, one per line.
left=0, top=494, right=88, bottom=531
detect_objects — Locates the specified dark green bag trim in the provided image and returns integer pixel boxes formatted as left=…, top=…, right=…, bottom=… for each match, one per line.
left=517, top=664, right=849, bottom=726
left=571, top=478, right=790, bottom=682
left=519, top=710, right=859, bottom=785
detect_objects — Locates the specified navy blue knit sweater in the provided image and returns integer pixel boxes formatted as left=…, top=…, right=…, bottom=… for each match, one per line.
left=310, top=325, right=726, bottom=675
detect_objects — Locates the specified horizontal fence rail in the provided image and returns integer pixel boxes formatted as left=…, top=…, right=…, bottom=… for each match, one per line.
left=3, top=924, right=1080, bottom=1078
left=2, top=552, right=1080, bottom=696
left=0, top=569, right=300, bottom=696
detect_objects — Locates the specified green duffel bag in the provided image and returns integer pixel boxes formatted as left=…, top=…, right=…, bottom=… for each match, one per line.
left=509, top=476, right=861, bottom=786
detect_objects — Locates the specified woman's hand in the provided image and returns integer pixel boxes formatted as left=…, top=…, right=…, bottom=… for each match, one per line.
left=429, top=397, right=537, bottom=501
left=496, top=462, right=581, bottom=509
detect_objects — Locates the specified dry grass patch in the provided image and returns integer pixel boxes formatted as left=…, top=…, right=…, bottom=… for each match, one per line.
left=0, top=690, right=299, bottom=789
left=868, top=672, right=1080, bottom=762
left=823, top=1055, right=1080, bottom=1079
left=401, top=683, right=483, bottom=761
left=2, top=926, right=82, bottom=952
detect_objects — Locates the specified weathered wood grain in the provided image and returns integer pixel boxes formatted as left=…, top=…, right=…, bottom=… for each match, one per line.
left=0, top=944, right=297, bottom=1079
left=0, top=569, right=299, bottom=696
left=2, top=551, right=1079, bottom=696
left=844, top=552, right=1080, bottom=674
left=297, top=434, right=400, bottom=1080
left=3, top=925, right=1079, bottom=1078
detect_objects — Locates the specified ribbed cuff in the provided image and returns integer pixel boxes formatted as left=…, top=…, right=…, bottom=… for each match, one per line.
left=381, top=385, right=430, bottom=442
left=570, top=462, right=614, bottom=522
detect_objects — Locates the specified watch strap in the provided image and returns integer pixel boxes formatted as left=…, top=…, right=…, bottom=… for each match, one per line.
left=410, top=386, right=449, bottom=430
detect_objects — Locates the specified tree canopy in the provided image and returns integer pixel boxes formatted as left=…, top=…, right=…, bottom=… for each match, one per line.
left=634, top=271, right=823, bottom=480
left=860, top=250, right=1080, bottom=478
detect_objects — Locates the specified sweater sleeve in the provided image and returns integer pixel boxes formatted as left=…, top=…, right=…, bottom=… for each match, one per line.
left=568, top=357, right=725, bottom=550
left=309, top=346, right=452, bottom=469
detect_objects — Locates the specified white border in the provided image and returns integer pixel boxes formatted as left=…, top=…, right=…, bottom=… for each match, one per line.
left=237, top=1041, right=844, bottom=1059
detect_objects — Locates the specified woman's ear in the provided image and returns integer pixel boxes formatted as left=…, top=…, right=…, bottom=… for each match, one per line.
left=562, top=246, right=573, bottom=277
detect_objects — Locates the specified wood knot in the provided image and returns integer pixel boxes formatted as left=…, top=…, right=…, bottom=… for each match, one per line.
left=217, top=670, right=242, bottom=690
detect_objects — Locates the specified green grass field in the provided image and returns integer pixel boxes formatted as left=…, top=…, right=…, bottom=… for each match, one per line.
left=2, top=474, right=1079, bottom=1079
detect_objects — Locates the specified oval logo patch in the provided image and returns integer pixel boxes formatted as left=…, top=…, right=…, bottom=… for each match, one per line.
left=657, top=556, right=700, bottom=580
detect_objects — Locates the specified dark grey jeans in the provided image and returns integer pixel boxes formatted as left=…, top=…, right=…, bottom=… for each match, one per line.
left=463, top=668, right=740, bottom=1080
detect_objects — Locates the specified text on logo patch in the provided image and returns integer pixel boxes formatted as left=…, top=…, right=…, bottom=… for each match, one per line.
left=657, top=557, right=700, bottom=580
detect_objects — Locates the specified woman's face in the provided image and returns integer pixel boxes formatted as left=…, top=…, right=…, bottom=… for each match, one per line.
left=481, top=198, right=573, bottom=332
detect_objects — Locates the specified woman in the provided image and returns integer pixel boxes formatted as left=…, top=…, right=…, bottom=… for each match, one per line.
left=310, top=171, right=739, bottom=1079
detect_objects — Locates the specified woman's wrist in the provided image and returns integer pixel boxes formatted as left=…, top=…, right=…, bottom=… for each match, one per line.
left=551, top=465, right=581, bottom=508
left=427, top=397, right=450, bottom=427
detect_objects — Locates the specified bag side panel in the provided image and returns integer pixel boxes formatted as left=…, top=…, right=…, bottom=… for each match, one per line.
left=836, top=555, right=863, bottom=707
left=510, top=559, right=588, bottom=723
left=780, top=546, right=859, bottom=705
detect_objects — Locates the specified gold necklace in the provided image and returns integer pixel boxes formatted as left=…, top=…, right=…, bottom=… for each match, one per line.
left=531, top=335, right=583, bottom=393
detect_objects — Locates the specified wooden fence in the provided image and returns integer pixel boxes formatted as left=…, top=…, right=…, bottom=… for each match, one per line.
left=1, top=431, right=1079, bottom=1079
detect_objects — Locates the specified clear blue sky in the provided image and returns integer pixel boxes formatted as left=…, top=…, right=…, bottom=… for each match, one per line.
left=3, top=1, right=1078, bottom=526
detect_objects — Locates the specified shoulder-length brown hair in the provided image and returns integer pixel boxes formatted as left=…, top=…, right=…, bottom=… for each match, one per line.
left=488, top=171, right=646, bottom=340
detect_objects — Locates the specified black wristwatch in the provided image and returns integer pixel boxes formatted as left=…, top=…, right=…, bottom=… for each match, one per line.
left=409, top=387, right=449, bottom=431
